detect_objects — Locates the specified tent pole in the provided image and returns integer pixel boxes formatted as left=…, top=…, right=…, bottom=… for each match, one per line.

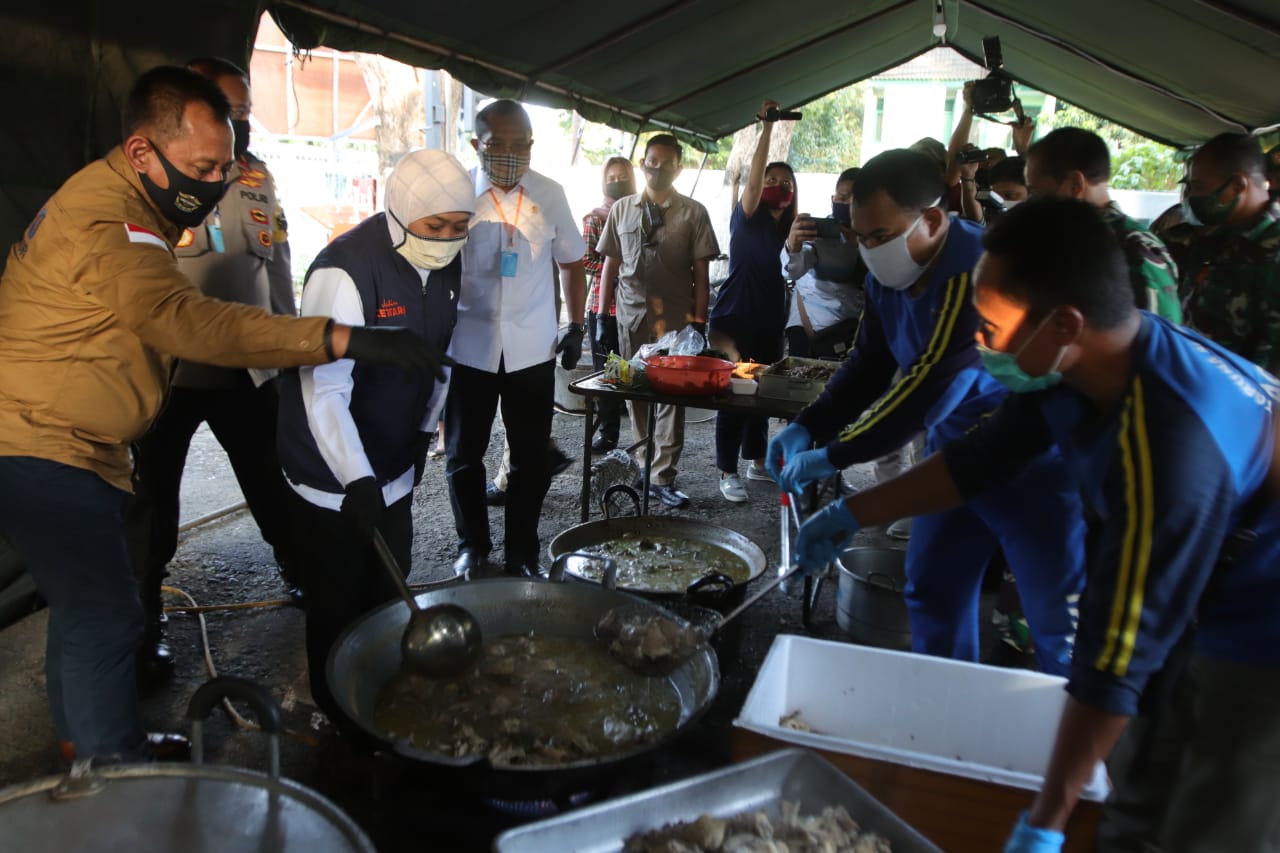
left=689, top=151, right=710, bottom=196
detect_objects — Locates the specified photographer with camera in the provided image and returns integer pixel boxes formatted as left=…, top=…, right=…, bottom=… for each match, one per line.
left=709, top=99, right=799, bottom=502
left=782, top=168, right=867, bottom=360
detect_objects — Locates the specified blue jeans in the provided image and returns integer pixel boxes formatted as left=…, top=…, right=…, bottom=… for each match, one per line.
left=0, top=456, right=148, bottom=759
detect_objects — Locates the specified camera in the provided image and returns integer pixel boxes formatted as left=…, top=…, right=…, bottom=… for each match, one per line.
left=958, top=147, right=989, bottom=164
left=812, top=217, right=841, bottom=240
left=967, top=36, right=1015, bottom=115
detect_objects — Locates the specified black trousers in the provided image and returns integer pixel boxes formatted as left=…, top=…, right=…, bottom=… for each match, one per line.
left=588, top=311, right=622, bottom=442
left=445, top=359, right=554, bottom=564
left=287, top=489, right=412, bottom=725
left=127, top=380, right=299, bottom=633
left=710, top=319, right=784, bottom=472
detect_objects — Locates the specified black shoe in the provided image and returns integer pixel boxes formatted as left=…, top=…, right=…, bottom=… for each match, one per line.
left=453, top=549, right=486, bottom=579
left=504, top=559, right=543, bottom=579
left=137, top=629, right=176, bottom=685
left=548, top=447, right=573, bottom=478
left=591, top=435, right=618, bottom=453
left=485, top=481, right=506, bottom=506
left=648, top=483, right=690, bottom=508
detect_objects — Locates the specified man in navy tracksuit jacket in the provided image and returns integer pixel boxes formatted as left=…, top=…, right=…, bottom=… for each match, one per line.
left=769, top=149, right=1086, bottom=676
left=795, top=198, right=1280, bottom=851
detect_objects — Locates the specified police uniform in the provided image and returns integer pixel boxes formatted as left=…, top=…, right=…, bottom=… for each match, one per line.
left=793, top=217, right=1086, bottom=676
left=128, top=153, right=302, bottom=646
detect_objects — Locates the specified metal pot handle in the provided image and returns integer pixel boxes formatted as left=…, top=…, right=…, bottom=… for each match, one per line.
left=600, top=484, right=641, bottom=519
left=865, top=571, right=902, bottom=593
left=186, top=676, right=283, bottom=778
left=550, top=551, right=619, bottom=589
left=686, top=571, right=735, bottom=599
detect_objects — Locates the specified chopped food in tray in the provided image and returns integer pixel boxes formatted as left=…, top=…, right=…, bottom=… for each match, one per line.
left=763, top=358, right=839, bottom=381
left=733, top=361, right=768, bottom=379
left=622, top=801, right=891, bottom=852
left=779, top=709, right=820, bottom=734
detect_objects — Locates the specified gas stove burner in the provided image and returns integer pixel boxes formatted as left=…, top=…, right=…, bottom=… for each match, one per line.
left=483, top=790, right=592, bottom=817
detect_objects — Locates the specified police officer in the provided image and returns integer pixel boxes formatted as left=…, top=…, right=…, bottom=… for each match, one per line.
left=0, top=66, right=449, bottom=762
left=128, top=57, right=302, bottom=681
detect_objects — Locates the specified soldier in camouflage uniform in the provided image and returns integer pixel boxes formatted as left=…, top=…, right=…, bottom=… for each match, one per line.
left=1027, top=128, right=1181, bottom=321
left=1159, top=133, right=1280, bottom=373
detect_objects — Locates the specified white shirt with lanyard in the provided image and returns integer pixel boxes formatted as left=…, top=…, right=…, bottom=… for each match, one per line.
left=451, top=168, right=585, bottom=374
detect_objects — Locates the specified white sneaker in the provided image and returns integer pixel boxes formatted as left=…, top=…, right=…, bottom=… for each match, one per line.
left=746, top=463, right=773, bottom=482
left=719, top=474, right=748, bottom=503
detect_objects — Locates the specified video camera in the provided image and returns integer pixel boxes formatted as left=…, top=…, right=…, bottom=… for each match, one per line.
left=967, top=37, right=1015, bottom=116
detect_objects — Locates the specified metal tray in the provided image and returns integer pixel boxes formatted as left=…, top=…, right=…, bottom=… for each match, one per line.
left=755, top=357, right=839, bottom=403
left=492, top=748, right=942, bottom=852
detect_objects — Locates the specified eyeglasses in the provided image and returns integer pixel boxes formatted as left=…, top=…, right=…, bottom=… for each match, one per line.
left=482, top=140, right=533, bottom=154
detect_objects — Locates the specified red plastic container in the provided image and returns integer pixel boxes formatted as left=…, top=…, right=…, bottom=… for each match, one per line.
left=644, top=355, right=735, bottom=396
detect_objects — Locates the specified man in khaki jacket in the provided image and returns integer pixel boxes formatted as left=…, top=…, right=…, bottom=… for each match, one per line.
left=0, top=66, right=448, bottom=762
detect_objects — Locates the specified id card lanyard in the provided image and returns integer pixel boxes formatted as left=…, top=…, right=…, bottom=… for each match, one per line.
left=488, top=187, right=524, bottom=278
left=207, top=206, right=225, bottom=253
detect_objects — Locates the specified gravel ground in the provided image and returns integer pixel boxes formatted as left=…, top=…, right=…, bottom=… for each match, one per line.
left=0, top=398, right=935, bottom=851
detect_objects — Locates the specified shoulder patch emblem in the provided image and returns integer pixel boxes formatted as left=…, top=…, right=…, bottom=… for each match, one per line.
left=124, top=223, right=169, bottom=250
left=176, top=228, right=195, bottom=248
left=240, top=166, right=266, bottom=181
left=257, top=230, right=272, bottom=248
left=250, top=208, right=269, bottom=224
left=238, top=175, right=264, bottom=189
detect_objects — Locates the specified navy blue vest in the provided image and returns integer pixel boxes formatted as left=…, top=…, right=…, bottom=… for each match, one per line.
left=277, top=213, right=459, bottom=493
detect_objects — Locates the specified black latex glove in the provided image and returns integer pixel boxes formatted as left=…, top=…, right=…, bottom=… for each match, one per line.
left=344, top=326, right=454, bottom=383
left=412, top=432, right=434, bottom=487
left=556, top=323, right=585, bottom=369
left=340, top=476, right=385, bottom=540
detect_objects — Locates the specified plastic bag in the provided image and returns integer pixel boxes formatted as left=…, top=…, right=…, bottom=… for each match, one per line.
left=671, top=324, right=708, bottom=356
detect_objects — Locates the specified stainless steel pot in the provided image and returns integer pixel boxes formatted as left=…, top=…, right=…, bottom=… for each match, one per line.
left=0, top=678, right=374, bottom=853
left=547, top=511, right=769, bottom=605
left=836, top=547, right=912, bottom=650
left=326, top=558, right=720, bottom=799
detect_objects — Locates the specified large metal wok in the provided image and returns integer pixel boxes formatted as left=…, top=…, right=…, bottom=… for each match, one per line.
left=548, top=511, right=768, bottom=606
left=326, top=561, right=719, bottom=799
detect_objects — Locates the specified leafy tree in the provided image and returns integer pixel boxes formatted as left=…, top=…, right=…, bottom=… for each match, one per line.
left=1040, top=102, right=1181, bottom=190
left=787, top=85, right=865, bottom=173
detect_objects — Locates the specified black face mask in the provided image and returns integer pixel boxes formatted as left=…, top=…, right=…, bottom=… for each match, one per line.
left=644, top=165, right=676, bottom=192
left=232, top=119, right=251, bottom=161
left=604, top=180, right=632, bottom=201
left=138, top=139, right=229, bottom=228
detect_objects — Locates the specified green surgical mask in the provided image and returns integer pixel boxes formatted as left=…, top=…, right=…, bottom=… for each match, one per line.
left=978, top=312, right=1066, bottom=393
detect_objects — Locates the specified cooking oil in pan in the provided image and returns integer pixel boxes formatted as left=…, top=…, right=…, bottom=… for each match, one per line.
left=375, top=633, right=681, bottom=766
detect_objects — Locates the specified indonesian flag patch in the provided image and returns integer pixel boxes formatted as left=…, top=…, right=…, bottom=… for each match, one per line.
left=124, top=223, right=168, bottom=250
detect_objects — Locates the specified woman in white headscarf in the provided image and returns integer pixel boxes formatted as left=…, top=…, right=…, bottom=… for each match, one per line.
left=275, top=149, right=474, bottom=726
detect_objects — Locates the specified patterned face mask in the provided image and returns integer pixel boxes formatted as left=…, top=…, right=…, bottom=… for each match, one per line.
left=481, top=150, right=530, bottom=189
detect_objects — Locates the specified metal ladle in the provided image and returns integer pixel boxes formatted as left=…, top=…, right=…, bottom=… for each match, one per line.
left=371, top=529, right=481, bottom=677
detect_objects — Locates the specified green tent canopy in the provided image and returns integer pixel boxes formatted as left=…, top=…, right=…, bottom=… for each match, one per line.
left=1, top=0, right=1277, bottom=245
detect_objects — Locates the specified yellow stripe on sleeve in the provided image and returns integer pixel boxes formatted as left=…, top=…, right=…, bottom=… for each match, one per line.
left=1113, top=378, right=1155, bottom=674
left=837, top=273, right=968, bottom=443
left=1097, top=392, right=1138, bottom=672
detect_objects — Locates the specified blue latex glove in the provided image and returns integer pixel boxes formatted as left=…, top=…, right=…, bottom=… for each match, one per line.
left=794, top=499, right=859, bottom=575
left=1003, top=812, right=1064, bottom=853
left=777, top=446, right=838, bottom=495
left=765, top=422, right=811, bottom=482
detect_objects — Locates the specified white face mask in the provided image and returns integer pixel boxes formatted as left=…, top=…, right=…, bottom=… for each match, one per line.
left=397, top=232, right=467, bottom=270
left=859, top=213, right=929, bottom=291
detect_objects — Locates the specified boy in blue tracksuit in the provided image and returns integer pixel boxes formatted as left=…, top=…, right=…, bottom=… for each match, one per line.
left=795, top=198, right=1280, bottom=851
left=767, top=149, right=1085, bottom=676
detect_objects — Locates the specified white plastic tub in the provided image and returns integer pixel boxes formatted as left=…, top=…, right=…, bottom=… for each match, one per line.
left=734, top=635, right=1109, bottom=800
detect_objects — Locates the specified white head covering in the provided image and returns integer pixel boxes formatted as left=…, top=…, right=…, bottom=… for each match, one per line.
left=384, top=149, right=475, bottom=246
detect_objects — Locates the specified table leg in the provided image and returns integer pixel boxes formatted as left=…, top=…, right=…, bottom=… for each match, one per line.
left=641, top=404, right=657, bottom=516
left=580, top=392, right=594, bottom=522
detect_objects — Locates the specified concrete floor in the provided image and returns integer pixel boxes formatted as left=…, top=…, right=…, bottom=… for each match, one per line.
left=0, top=402, right=962, bottom=851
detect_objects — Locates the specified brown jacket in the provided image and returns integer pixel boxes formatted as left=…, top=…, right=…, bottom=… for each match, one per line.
left=0, top=146, right=331, bottom=491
